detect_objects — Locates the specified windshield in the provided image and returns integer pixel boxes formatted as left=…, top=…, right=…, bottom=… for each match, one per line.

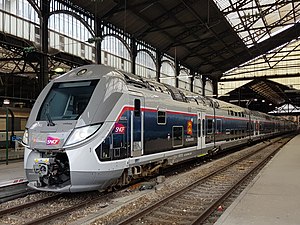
left=37, top=80, right=99, bottom=121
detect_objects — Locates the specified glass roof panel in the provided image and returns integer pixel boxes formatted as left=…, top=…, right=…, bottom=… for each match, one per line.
left=213, top=0, right=299, bottom=48
left=217, top=0, right=232, bottom=10
left=227, top=12, right=240, bottom=26
left=253, top=18, right=264, bottom=29
left=260, top=0, right=275, bottom=6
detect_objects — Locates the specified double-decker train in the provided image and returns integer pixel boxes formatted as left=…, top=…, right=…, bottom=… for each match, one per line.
left=23, top=65, right=297, bottom=192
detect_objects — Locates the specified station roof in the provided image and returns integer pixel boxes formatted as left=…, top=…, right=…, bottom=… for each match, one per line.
left=218, top=79, right=300, bottom=114
left=1, top=0, right=300, bottom=113
left=72, top=0, right=300, bottom=80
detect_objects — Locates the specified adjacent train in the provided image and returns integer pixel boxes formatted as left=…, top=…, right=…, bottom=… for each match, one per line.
left=23, top=65, right=297, bottom=192
left=0, top=107, right=30, bottom=148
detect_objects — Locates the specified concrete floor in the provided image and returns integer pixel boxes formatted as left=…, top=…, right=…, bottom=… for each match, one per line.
left=215, top=134, right=300, bottom=225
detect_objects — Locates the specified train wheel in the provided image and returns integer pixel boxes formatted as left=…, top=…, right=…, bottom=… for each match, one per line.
left=120, top=169, right=132, bottom=186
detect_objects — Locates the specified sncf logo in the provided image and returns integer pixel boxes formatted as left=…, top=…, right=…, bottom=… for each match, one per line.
left=46, top=136, right=60, bottom=145
left=114, top=123, right=125, bottom=134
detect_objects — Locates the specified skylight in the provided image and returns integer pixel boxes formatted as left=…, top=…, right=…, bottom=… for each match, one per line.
left=213, top=0, right=300, bottom=47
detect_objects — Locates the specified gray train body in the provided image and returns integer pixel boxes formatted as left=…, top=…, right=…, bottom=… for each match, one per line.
left=23, top=65, right=297, bottom=192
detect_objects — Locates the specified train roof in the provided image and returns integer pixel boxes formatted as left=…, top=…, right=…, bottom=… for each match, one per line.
left=52, top=65, right=295, bottom=122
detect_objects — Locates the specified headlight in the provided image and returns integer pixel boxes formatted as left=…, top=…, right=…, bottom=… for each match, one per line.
left=22, top=129, right=29, bottom=145
left=65, top=124, right=101, bottom=146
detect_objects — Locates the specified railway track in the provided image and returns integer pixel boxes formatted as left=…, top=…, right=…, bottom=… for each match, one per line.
left=0, top=191, right=109, bottom=225
left=0, top=179, right=37, bottom=203
left=117, top=136, right=292, bottom=225
left=0, top=135, right=293, bottom=225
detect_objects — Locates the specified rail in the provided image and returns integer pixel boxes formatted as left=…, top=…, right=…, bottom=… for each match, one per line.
left=117, top=136, right=292, bottom=225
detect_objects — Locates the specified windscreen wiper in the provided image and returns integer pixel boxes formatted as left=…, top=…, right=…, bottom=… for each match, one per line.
left=46, top=109, right=55, bottom=126
left=45, top=94, right=56, bottom=126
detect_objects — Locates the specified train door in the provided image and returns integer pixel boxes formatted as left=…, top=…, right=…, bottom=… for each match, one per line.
left=197, top=112, right=205, bottom=150
left=131, top=95, right=144, bottom=157
left=255, top=121, right=259, bottom=135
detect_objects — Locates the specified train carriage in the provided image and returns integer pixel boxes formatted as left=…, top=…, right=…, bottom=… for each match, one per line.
left=22, top=65, right=297, bottom=192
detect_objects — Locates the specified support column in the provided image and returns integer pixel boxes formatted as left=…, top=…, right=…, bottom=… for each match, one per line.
left=95, top=18, right=102, bottom=64
left=202, top=76, right=207, bottom=96
left=190, top=70, right=195, bottom=92
left=175, top=60, right=180, bottom=88
left=156, top=50, right=161, bottom=82
left=39, top=0, right=50, bottom=93
left=212, top=78, right=218, bottom=98
left=131, top=37, right=137, bottom=74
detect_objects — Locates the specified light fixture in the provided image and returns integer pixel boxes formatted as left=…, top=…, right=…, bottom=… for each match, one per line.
left=53, top=67, right=65, bottom=74
left=3, top=99, right=10, bottom=105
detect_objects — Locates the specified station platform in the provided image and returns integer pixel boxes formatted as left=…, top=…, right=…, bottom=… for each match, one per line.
left=0, top=161, right=26, bottom=187
left=215, top=134, right=300, bottom=225
left=0, top=145, right=26, bottom=187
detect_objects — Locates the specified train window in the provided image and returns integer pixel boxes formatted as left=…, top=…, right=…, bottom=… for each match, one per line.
left=157, top=111, right=166, bottom=125
left=164, top=84, right=187, bottom=102
left=238, top=112, right=241, bottom=117
left=101, top=147, right=110, bottom=160
left=202, top=119, right=205, bottom=136
left=216, top=119, right=222, bottom=133
left=134, top=99, right=141, bottom=117
left=112, top=134, right=124, bottom=148
left=95, top=141, right=111, bottom=161
left=172, top=126, right=183, bottom=147
left=37, top=80, right=99, bottom=121
left=207, top=119, right=213, bottom=134
left=114, top=148, right=120, bottom=157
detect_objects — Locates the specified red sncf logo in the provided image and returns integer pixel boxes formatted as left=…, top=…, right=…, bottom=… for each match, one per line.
left=46, top=136, right=60, bottom=145
left=114, top=123, right=126, bottom=134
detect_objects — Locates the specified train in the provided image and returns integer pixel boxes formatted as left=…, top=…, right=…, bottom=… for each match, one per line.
left=0, top=107, right=30, bottom=148
left=22, top=64, right=297, bottom=192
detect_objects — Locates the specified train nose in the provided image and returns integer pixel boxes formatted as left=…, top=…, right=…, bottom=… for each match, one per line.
left=29, top=121, right=76, bottom=149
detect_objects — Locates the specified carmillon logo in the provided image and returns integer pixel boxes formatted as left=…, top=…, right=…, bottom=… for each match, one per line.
left=46, top=136, right=60, bottom=145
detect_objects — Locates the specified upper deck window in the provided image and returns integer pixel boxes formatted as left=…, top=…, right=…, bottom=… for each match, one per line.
left=157, top=110, right=166, bottom=124
left=37, top=80, right=99, bottom=121
left=164, top=84, right=187, bottom=102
